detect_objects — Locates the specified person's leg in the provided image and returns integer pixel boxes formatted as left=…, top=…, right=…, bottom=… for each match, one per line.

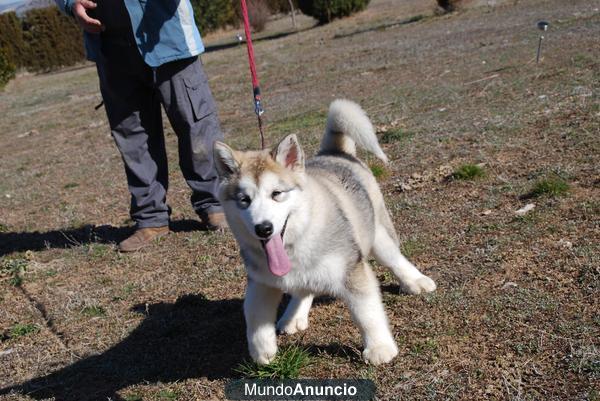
left=156, top=57, right=224, bottom=221
left=96, top=49, right=170, bottom=230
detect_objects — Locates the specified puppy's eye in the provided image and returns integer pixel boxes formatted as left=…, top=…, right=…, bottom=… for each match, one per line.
left=236, top=193, right=251, bottom=209
left=271, top=189, right=291, bottom=202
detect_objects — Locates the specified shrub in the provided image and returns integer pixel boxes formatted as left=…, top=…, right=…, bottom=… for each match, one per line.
left=191, top=0, right=237, bottom=33
left=266, top=0, right=298, bottom=13
left=452, top=164, right=485, bottom=180
left=0, top=12, right=27, bottom=68
left=248, top=0, right=271, bottom=32
left=297, top=0, right=371, bottom=24
left=21, top=7, right=85, bottom=72
left=0, top=48, right=16, bottom=90
left=436, top=0, right=464, bottom=12
left=528, top=177, right=569, bottom=198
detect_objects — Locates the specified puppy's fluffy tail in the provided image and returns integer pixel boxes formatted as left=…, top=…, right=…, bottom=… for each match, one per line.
left=320, top=99, right=388, bottom=164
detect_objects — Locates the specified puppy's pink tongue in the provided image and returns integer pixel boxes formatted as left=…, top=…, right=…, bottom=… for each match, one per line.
left=263, top=235, right=291, bottom=276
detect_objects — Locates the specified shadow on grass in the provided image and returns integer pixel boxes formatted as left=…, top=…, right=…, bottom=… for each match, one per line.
left=0, top=294, right=245, bottom=401
left=333, top=15, right=426, bottom=40
left=0, top=219, right=213, bottom=257
left=204, top=25, right=316, bottom=53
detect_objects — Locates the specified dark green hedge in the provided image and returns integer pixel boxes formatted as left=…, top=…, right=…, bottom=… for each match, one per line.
left=0, top=8, right=84, bottom=73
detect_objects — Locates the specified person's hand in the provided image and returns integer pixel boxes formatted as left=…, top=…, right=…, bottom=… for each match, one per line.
left=72, top=0, right=104, bottom=34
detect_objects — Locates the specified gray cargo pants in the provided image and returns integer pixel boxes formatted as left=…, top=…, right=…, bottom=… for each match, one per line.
left=96, top=35, right=223, bottom=228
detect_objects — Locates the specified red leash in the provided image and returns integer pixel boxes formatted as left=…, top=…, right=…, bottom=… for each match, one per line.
left=240, top=0, right=266, bottom=149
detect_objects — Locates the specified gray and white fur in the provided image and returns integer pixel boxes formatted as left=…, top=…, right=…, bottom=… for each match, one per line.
left=213, top=99, right=436, bottom=365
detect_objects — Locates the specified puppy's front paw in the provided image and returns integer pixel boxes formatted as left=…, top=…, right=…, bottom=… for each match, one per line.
left=363, top=342, right=398, bottom=365
left=250, top=343, right=278, bottom=365
left=402, top=275, right=437, bottom=295
left=249, top=330, right=278, bottom=365
left=276, top=316, right=309, bottom=335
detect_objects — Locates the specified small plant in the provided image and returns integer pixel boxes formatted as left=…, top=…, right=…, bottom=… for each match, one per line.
left=81, top=305, right=106, bottom=317
left=10, top=323, right=39, bottom=338
left=123, top=393, right=143, bottom=401
left=63, top=182, right=79, bottom=189
left=1, top=258, right=28, bottom=286
left=452, top=164, right=485, bottom=180
left=298, top=0, right=371, bottom=24
left=235, top=345, right=312, bottom=379
left=528, top=177, right=569, bottom=198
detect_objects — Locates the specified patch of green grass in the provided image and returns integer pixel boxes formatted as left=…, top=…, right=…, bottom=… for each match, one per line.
left=10, top=323, right=39, bottom=338
left=123, top=393, right=143, bottom=401
left=44, top=269, right=58, bottom=277
left=452, top=164, right=485, bottom=180
left=157, top=389, right=178, bottom=400
left=380, top=128, right=414, bottom=144
left=401, top=238, right=424, bottom=258
left=0, top=223, right=8, bottom=233
left=235, top=345, right=312, bottom=379
left=63, top=182, right=79, bottom=189
left=513, top=341, right=540, bottom=356
left=566, top=345, right=599, bottom=378
left=410, top=338, right=439, bottom=357
left=528, top=177, right=569, bottom=198
left=271, top=111, right=326, bottom=137
left=123, top=283, right=136, bottom=295
left=86, top=243, right=112, bottom=259
left=370, top=164, right=386, bottom=179
left=81, top=305, right=106, bottom=318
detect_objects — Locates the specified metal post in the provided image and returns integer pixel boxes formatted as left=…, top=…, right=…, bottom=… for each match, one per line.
left=536, top=21, right=549, bottom=64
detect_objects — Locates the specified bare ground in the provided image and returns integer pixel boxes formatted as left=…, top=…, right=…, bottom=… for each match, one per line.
left=0, top=0, right=598, bottom=400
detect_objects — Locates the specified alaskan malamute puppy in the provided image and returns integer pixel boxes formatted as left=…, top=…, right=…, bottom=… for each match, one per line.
left=214, top=100, right=436, bottom=365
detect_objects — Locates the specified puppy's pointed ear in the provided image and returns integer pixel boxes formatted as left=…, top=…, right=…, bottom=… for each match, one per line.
left=213, top=142, right=239, bottom=179
left=272, top=134, right=304, bottom=172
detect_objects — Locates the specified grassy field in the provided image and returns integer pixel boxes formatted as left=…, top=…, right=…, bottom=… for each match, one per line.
left=0, top=0, right=599, bottom=399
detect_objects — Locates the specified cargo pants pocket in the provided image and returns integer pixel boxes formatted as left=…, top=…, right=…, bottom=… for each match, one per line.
left=183, top=65, right=217, bottom=122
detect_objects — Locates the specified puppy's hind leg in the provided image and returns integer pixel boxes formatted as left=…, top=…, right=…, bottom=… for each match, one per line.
left=277, top=292, right=314, bottom=335
left=244, top=279, right=283, bottom=365
left=372, top=224, right=436, bottom=295
left=343, top=262, right=398, bottom=365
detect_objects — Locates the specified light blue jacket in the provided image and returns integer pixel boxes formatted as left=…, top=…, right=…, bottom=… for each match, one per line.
left=55, top=0, right=205, bottom=67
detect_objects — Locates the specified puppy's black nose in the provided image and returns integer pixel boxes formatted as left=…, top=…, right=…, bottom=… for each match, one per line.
left=255, top=221, right=274, bottom=239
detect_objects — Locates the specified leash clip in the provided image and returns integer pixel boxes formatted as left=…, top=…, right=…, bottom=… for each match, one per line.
left=254, top=99, right=264, bottom=116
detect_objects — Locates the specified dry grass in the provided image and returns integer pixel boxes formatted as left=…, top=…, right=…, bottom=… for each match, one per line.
left=0, top=0, right=599, bottom=399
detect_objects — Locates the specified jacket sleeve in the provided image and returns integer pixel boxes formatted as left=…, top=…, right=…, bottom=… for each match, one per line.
left=54, top=0, right=76, bottom=16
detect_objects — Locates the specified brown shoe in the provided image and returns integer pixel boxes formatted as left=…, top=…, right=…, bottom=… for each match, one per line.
left=203, top=212, right=228, bottom=231
left=118, top=226, right=170, bottom=252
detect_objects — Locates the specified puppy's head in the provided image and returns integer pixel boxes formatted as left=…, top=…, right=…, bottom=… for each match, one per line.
left=213, top=134, right=305, bottom=241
